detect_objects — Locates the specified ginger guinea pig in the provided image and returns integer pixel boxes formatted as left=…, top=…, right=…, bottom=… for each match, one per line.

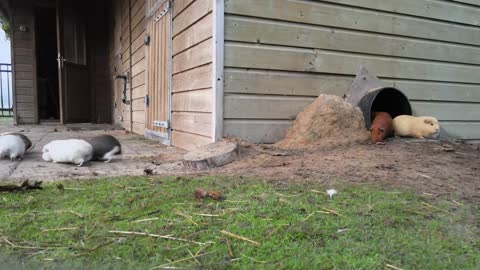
left=370, top=112, right=393, bottom=143
left=392, top=115, right=440, bottom=139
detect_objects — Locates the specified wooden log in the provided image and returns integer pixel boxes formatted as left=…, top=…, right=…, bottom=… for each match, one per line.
left=182, top=140, right=238, bottom=170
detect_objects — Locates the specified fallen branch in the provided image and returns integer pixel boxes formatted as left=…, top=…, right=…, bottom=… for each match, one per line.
left=220, top=230, right=260, bottom=246
left=108, top=230, right=208, bottom=246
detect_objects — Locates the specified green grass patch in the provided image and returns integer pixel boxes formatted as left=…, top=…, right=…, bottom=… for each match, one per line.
left=0, top=176, right=478, bottom=269
left=0, top=117, right=13, bottom=124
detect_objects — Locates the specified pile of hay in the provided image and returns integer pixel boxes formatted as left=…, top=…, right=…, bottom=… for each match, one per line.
left=276, top=95, right=369, bottom=149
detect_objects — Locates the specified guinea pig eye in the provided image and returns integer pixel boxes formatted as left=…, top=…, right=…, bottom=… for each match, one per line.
left=430, top=123, right=434, bottom=126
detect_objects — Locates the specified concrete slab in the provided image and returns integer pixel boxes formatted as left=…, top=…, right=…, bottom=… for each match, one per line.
left=0, top=124, right=187, bottom=182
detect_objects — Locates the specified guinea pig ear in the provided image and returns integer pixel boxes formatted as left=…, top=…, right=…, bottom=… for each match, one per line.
left=424, top=118, right=432, bottom=124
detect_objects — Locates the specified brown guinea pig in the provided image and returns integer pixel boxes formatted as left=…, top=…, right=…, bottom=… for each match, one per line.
left=370, top=112, right=393, bottom=143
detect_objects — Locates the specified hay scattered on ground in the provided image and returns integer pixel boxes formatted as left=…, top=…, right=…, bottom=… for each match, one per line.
left=276, top=95, right=369, bottom=149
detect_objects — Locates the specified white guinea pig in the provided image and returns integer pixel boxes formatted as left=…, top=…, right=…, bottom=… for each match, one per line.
left=0, top=135, right=26, bottom=161
left=42, top=139, right=93, bottom=167
left=392, top=115, right=440, bottom=139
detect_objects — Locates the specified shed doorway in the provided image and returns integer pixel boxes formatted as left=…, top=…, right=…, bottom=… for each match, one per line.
left=35, top=6, right=60, bottom=121
left=35, top=0, right=91, bottom=124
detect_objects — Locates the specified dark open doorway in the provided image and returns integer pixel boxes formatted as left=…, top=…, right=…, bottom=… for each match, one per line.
left=35, top=6, right=60, bottom=121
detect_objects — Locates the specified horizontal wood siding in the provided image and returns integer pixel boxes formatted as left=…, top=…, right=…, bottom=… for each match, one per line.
left=12, top=0, right=37, bottom=124
left=109, top=0, right=146, bottom=134
left=171, top=0, right=214, bottom=150
left=224, top=0, right=480, bottom=141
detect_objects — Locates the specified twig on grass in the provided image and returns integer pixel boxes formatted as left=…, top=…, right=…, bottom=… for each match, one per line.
left=385, top=263, right=404, bottom=270
left=175, top=210, right=199, bottom=226
left=42, top=227, right=79, bottom=232
left=241, top=254, right=268, bottom=264
left=220, top=230, right=260, bottom=246
left=319, top=208, right=343, bottom=217
left=186, top=248, right=201, bottom=265
left=55, top=210, right=84, bottom=218
left=149, top=252, right=211, bottom=270
left=132, top=217, right=159, bottom=223
left=108, top=230, right=208, bottom=246
left=224, top=238, right=234, bottom=258
left=421, top=202, right=455, bottom=216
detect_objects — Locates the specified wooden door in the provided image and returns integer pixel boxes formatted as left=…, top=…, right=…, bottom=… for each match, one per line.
left=56, top=0, right=90, bottom=123
left=145, top=0, right=172, bottom=142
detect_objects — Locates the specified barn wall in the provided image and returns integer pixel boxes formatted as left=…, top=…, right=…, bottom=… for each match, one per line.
left=223, top=0, right=480, bottom=142
left=109, top=0, right=147, bottom=134
left=171, top=0, right=214, bottom=150
left=11, top=0, right=37, bottom=124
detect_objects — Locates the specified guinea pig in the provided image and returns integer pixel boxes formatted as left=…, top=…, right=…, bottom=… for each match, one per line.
left=1, top=132, right=33, bottom=151
left=0, top=135, right=26, bottom=161
left=392, top=115, right=440, bottom=139
left=85, top=135, right=122, bottom=163
left=42, top=139, right=93, bottom=167
left=370, top=112, right=393, bottom=144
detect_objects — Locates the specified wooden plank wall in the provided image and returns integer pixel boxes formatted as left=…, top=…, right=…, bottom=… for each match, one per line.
left=111, top=0, right=147, bottom=134
left=11, top=0, right=37, bottom=124
left=224, top=0, right=480, bottom=142
left=171, top=0, right=214, bottom=150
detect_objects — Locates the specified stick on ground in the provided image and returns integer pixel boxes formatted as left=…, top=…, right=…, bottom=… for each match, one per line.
left=220, top=230, right=260, bottom=246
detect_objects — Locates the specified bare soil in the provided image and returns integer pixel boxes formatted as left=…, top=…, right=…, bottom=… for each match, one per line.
left=213, top=139, right=480, bottom=200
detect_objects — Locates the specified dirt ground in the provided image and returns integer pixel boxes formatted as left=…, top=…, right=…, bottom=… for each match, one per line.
left=210, top=138, right=480, bottom=201
left=0, top=123, right=478, bottom=201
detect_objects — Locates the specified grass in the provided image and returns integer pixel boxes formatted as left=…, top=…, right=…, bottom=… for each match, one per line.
left=0, top=116, right=13, bottom=124
left=0, top=176, right=478, bottom=270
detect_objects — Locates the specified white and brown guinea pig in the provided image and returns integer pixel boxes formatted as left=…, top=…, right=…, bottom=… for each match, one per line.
left=392, top=115, right=440, bottom=139
left=42, top=139, right=93, bottom=167
left=0, top=134, right=26, bottom=161
left=1, top=132, right=33, bottom=151
left=85, top=135, right=122, bottom=163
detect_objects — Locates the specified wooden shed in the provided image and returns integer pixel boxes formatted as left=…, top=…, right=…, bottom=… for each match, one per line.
left=1, top=0, right=480, bottom=150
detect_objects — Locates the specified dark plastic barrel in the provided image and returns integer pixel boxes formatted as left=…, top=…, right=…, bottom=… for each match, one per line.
left=358, top=87, right=412, bottom=129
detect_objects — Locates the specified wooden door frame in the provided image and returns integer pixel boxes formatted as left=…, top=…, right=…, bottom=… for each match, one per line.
left=55, top=0, right=65, bottom=123
left=144, top=0, right=172, bottom=145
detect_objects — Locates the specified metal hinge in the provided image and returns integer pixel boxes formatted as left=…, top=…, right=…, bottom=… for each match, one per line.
left=144, top=34, right=151, bottom=46
left=145, top=95, right=150, bottom=107
left=153, top=120, right=170, bottom=129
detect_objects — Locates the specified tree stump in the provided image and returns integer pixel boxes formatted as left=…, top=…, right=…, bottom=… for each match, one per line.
left=182, top=140, right=238, bottom=170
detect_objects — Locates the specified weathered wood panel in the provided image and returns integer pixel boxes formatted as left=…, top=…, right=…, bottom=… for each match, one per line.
left=411, top=102, right=480, bottom=121
left=12, top=2, right=37, bottom=124
left=173, top=38, right=212, bottom=74
left=224, top=119, right=291, bottom=143
left=172, top=112, right=212, bottom=137
left=173, top=13, right=213, bottom=55
left=173, top=0, right=212, bottom=36
left=225, top=16, right=480, bottom=65
left=172, top=130, right=212, bottom=151
left=225, top=69, right=480, bottom=103
left=171, top=0, right=214, bottom=149
left=319, top=0, right=480, bottom=26
left=172, top=89, right=212, bottom=112
left=224, top=94, right=314, bottom=120
left=225, top=43, right=480, bottom=84
left=441, top=122, right=480, bottom=139
left=224, top=0, right=480, bottom=141
left=224, top=0, right=480, bottom=46
left=172, top=63, right=212, bottom=92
